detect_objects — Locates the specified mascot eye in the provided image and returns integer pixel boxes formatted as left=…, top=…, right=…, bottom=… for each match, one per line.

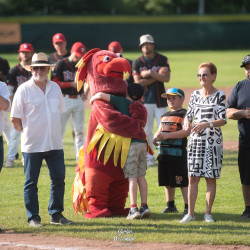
left=103, top=56, right=110, bottom=62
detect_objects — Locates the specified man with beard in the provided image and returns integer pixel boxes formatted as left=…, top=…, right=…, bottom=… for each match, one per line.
left=132, top=34, right=171, bottom=166
left=5, top=43, right=33, bottom=167
left=10, top=52, right=73, bottom=227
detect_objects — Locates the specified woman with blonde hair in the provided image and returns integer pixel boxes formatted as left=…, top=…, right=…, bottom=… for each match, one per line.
left=180, top=62, right=227, bottom=223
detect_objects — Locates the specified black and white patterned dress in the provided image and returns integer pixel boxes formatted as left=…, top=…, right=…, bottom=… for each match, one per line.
left=186, top=90, right=226, bottom=178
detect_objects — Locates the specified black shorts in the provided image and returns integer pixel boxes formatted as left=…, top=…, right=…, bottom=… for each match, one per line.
left=238, top=147, right=250, bottom=185
left=157, top=154, right=188, bottom=188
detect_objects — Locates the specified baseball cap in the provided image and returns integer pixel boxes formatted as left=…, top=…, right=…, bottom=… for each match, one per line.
left=139, top=34, right=155, bottom=47
left=127, top=83, right=144, bottom=101
left=24, top=52, right=52, bottom=71
left=52, top=33, right=66, bottom=44
left=71, top=42, right=86, bottom=58
left=240, top=54, right=250, bottom=68
left=108, top=41, right=122, bottom=53
left=161, top=88, right=185, bottom=98
left=18, top=43, right=34, bottom=52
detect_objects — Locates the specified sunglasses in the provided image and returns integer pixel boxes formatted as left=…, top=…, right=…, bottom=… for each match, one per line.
left=32, top=66, right=48, bottom=71
left=197, top=73, right=208, bottom=78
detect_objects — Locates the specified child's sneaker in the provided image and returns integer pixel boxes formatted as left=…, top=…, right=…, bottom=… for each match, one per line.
left=126, top=207, right=141, bottom=220
left=140, top=205, right=151, bottom=219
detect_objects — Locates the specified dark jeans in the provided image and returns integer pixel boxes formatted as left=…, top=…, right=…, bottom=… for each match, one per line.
left=0, top=136, right=3, bottom=172
left=22, top=150, right=65, bottom=222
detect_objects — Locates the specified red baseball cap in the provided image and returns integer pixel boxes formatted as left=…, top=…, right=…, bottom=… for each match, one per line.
left=108, top=41, right=122, bottom=53
left=18, top=43, right=34, bottom=52
left=71, top=42, right=86, bottom=57
left=52, top=33, right=66, bottom=44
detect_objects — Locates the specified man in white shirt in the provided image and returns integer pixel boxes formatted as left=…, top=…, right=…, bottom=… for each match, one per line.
left=0, top=81, right=11, bottom=172
left=11, top=52, right=73, bottom=227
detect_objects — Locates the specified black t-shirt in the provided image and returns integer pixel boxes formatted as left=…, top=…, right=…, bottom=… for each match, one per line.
left=159, top=108, right=187, bottom=156
left=48, top=52, right=71, bottom=65
left=52, top=57, right=83, bottom=95
left=132, top=53, right=170, bottom=108
left=6, top=63, right=32, bottom=94
left=227, top=78, right=250, bottom=147
left=0, top=57, right=10, bottom=79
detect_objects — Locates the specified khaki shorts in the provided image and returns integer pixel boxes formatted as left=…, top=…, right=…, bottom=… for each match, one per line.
left=123, top=142, right=147, bottom=179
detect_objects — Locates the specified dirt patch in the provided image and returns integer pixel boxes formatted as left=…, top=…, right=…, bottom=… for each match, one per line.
left=0, top=231, right=249, bottom=250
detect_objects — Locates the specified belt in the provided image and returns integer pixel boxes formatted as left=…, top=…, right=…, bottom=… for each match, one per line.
left=63, top=94, right=82, bottom=99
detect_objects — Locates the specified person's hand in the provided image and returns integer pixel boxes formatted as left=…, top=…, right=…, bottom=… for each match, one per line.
left=183, top=118, right=191, bottom=131
left=90, top=93, right=101, bottom=104
left=70, top=81, right=77, bottom=89
left=191, top=123, right=207, bottom=134
left=245, top=107, right=250, bottom=119
left=153, top=137, right=159, bottom=146
left=140, top=70, right=151, bottom=78
left=155, top=132, right=168, bottom=141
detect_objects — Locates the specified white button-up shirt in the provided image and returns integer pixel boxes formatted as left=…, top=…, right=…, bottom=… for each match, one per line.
left=11, top=78, right=66, bottom=153
left=0, top=81, right=10, bottom=135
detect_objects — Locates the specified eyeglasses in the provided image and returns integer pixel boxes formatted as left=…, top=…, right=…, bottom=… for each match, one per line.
left=32, top=66, right=47, bottom=71
left=197, top=73, right=208, bottom=78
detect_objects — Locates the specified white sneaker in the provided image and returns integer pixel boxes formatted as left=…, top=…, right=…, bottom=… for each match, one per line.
left=5, top=159, right=14, bottom=168
left=204, top=214, right=214, bottom=222
left=180, top=214, right=195, bottom=223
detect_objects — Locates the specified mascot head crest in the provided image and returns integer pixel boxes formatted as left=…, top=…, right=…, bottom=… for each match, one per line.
left=75, top=48, right=131, bottom=96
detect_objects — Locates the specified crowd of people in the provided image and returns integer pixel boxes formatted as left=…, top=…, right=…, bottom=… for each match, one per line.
left=0, top=32, right=249, bottom=226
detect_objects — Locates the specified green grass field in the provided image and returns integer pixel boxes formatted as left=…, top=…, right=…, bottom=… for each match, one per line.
left=0, top=51, right=249, bottom=246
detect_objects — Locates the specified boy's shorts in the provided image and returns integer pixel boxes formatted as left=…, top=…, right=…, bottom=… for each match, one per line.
left=238, top=147, right=250, bottom=185
left=123, top=142, right=147, bottom=179
left=157, top=153, right=188, bottom=187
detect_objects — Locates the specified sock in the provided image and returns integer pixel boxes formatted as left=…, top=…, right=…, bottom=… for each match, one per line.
left=167, top=200, right=175, bottom=208
left=184, top=204, right=188, bottom=209
left=131, top=204, right=137, bottom=208
left=141, top=203, right=147, bottom=207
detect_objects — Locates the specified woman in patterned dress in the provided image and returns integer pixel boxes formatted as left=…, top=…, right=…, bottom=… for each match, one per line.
left=180, top=62, right=227, bottom=223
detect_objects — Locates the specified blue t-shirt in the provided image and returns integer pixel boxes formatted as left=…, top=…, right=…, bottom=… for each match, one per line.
left=227, top=78, right=250, bottom=147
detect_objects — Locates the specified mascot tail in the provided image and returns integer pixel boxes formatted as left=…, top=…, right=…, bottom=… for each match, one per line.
left=72, top=146, right=89, bottom=214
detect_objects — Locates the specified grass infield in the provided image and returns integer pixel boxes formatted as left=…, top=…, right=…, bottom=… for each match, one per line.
left=0, top=51, right=249, bottom=245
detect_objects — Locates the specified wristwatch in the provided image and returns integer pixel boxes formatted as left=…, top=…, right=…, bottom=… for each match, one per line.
left=209, top=122, right=213, bottom=128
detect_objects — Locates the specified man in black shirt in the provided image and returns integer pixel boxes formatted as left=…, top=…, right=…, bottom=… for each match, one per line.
left=132, top=34, right=171, bottom=166
left=227, top=54, right=250, bottom=220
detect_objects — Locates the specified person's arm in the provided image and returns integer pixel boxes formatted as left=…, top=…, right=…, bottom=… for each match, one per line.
left=227, top=107, right=250, bottom=120
left=191, top=119, right=226, bottom=134
left=133, top=74, right=155, bottom=87
left=149, top=66, right=170, bottom=83
left=153, top=123, right=163, bottom=146
left=90, top=92, right=111, bottom=104
left=155, top=118, right=191, bottom=141
left=10, top=117, right=22, bottom=132
left=0, top=95, right=10, bottom=111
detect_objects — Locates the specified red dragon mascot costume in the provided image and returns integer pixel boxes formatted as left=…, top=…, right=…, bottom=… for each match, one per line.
left=72, top=49, right=150, bottom=219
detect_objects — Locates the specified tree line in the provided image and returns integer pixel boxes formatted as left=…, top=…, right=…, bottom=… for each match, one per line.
left=0, top=0, right=249, bottom=16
